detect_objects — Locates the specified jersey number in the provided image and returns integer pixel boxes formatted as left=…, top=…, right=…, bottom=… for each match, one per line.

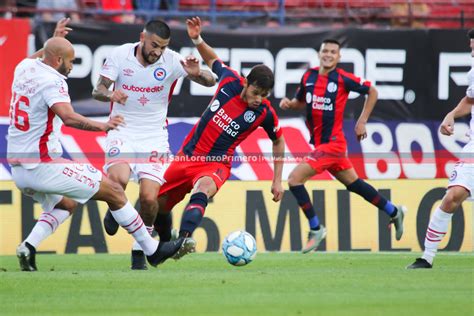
left=12, top=95, right=30, bottom=131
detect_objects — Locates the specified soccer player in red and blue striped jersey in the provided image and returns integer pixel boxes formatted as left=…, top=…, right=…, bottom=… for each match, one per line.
left=280, top=39, right=406, bottom=253
left=154, top=17, right=285, bottom=259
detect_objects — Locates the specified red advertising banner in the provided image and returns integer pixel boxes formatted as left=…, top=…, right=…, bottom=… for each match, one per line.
left=0, top=18, right=30, bottom=116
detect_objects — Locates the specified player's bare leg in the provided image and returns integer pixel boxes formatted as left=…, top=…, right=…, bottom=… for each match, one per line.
left=17, top=197, right=77, bottom=272
left=408, top=186, right=469, bottom=269
left=102, top=163, right=131, bottom=236
left=334, top=168, right=407, bottom=241
left=129, top=178, right=161, bottom=270
left=288, top=162, right=326, bottom=253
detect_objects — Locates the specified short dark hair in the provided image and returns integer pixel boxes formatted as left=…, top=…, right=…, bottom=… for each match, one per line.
left=246, top=64, right=274, bottom=91
left=144, top=20, right=171, bottom=39
left=321, top=38, right=341, bottom=47
left=468, top=29, right=474, bottom=39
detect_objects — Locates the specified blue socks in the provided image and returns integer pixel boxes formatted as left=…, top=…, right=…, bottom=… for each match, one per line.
left=179, top=192, right=208, bottom=237
left=346, top=179, right=397, bottom=217
left=289, top=185, right=320, bottom=230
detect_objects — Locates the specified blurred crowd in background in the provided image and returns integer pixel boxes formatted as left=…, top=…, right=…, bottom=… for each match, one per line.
left=0, top=0, right=473, bottom=29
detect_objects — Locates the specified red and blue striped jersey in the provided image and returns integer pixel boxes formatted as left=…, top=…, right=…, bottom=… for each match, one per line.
left=295, top=67, right=371, bottom=147
left=181, top=60, right=282, bottom=162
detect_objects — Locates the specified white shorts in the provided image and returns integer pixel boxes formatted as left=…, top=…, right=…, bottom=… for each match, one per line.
left=448, top=141, right=473, bottom=200
left=104, top=132, right=170, bottom=185
left=12, top=161, right=102, bottom=212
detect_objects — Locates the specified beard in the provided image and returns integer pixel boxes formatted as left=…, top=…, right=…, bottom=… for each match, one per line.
left=141, top=46, right=159, bottom=65
left=57, top=62, right=70, bottom=77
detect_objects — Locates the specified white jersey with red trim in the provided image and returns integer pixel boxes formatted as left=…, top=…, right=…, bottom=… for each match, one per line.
left=100, top=43, right=188, bottom=137
left=466, top=67, right=474, bottom=139
left=7, top=58, right=70, bottom=169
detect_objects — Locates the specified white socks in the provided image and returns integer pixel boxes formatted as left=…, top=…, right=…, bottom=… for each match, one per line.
left=422, top=207, right=453, bottom=264
left=110, top=201, right=158, bottom=256
left=25, top=208, right=71, bottom=248
left=132, top=226, right=154, bottom=251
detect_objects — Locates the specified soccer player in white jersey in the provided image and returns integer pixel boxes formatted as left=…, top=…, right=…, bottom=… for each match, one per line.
left=92, top=20, right=216, bottom=269
left=407, top=29, right=474, bottom=269
left=8, top=21, right=189, bottom=271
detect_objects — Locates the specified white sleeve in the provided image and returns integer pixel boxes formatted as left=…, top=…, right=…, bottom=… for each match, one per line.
left=100, top=48, right=120, bottom=81
left=43, top=79, right=71, bottom=107
left=172, top=51, right=189, bottom=80
left=466, top=69, right=474, bottom=98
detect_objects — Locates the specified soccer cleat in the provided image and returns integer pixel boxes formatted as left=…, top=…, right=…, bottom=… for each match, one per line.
left=131, top=250, right=148, bottom=270
left=103, top=209, right=119, bottom=236
left=16, top=242, right=37, bottom=272
left=173, top=237, right=196, bottom=260
left=406, top=258, right=433, bottom=269
left=390, top=205, right=407, bottom=241
left=302, top=225, right=327, bottom=254
left=146, top=237, right=186, bottom=267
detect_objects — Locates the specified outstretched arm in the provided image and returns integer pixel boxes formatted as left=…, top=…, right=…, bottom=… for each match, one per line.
left=29, top=18, right=73, bottom=59
left=181, top=55, right=216, bottom=87
left=440, top=96, right=474, bottom=136
left=271, top=136, right=285, bottom=202
left=186, top=17, right=219, bottom=69
left=51, top=102, right=124, bottom=132
left=355, top=85, right=378, bottom=141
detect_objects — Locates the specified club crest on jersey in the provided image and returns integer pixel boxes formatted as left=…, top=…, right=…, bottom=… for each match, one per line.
left=154, top=67, right=167, bottom=81
left=327, top=82, right=337, bottom=93
left=306, top=92, right=312, bottom=104
left=244, top=110, right=256, bottom=123
left=108, top=147, right=120, bottom=157
left=449, top=170, right=457, bottom=181
left=210, top=99, right=220, bottom=112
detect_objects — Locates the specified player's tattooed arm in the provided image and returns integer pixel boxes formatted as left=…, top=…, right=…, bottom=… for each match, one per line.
left=92, top=76, right=114, bottom=101
left=92, top=76, right=128, bottom=104
left=187, top=69, right=216, bottom=87
left=51, top=102, right=124, bottom=132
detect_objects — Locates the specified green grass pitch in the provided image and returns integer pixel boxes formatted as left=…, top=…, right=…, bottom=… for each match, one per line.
left=0, top=252, right=472, bottom=316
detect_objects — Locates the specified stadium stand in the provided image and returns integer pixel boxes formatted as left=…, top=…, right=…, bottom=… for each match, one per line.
left=0, top=0, right=473, bottom=28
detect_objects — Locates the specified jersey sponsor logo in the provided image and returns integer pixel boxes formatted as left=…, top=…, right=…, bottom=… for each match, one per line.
left=121, top=84, right=164, bottom=93
left=243, top=110, right=256, bottom=123
left=108, top=147, right=120, bottom=157
left=327, top=82, right=337, bottom=93
left=210, top=99, right=220, bottom=112
left=154, top=67, right=167, bottom=81
left=123, top=68, right=134, bottom=77
left=311, top=95, right=333, bottom=111
left=212, top=108, right=241, bottom=137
